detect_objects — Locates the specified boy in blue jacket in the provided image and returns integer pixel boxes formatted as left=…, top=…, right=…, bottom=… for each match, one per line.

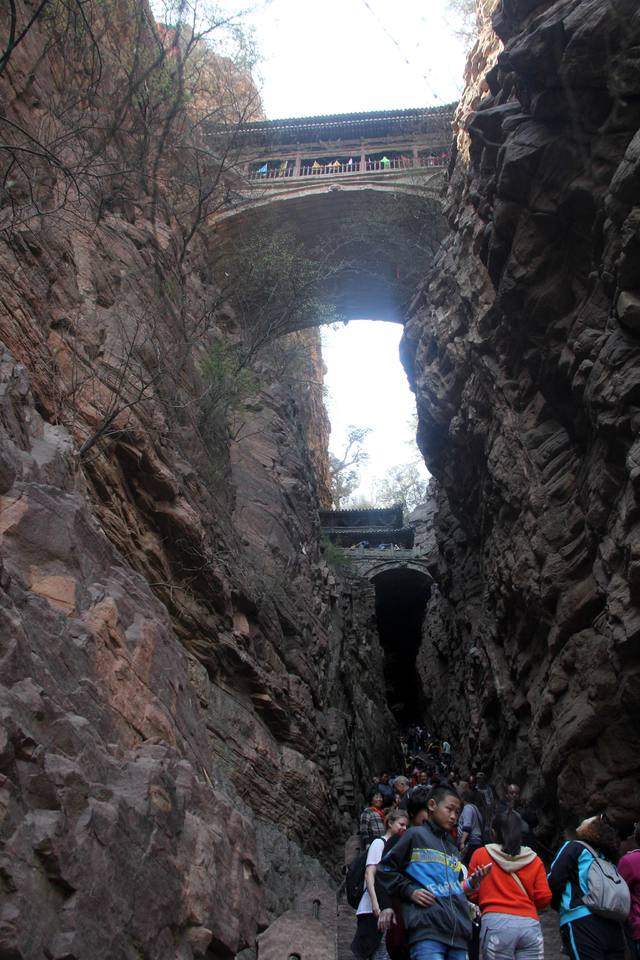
left=378, top=785, right=491, bottom=960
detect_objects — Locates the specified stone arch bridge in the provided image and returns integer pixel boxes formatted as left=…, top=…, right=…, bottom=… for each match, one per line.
left=321, top=505, right=437, bottom=581
left=208, top=104, right=456, bottom=323
left=346, top=551, right=434, bottom=581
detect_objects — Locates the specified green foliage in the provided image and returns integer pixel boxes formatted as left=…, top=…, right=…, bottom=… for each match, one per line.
left=322, top=536, right=351, bottom=572
left=329, top=425, right=371, bottom=509
left=223, top=224, right=343, bottom=348
left=201, top=340, right=258, bottom=407
left=197, top=340, right=259, bottom=457
left=375, top=461, right=429, bottom=515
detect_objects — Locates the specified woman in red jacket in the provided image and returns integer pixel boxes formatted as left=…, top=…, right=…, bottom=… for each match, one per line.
left=469, top=809, right=552, bottom=960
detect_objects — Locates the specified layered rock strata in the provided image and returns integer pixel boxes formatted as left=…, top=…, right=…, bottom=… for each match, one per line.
left=404, top=0, right=640, bottom=829
left=0, top=342, right=396, bottom=958
left=0, top=6, right=396, bottom=957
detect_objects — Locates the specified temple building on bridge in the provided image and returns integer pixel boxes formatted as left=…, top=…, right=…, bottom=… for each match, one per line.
left=212, top=104, right=455, bottom=183
left=320, top=505, right=414, bottom=550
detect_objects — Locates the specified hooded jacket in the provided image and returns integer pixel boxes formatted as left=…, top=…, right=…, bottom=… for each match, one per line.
left=377, top=822, right=473, bottom=948
left=469, top=844, right=552, bottom=920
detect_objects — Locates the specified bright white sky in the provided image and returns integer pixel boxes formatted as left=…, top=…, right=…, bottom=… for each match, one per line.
left=321, top=321, right=426, bottom=503
left=245, top=0, right=467, bottom=117
left=238, top=0, right=468, bottom=499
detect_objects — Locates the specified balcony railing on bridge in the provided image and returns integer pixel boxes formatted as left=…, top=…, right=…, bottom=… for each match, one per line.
left=248, top=154, right=449, bottom=182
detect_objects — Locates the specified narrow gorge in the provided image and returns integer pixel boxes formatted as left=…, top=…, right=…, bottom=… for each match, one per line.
left=0, top=0, right=639, bottom=957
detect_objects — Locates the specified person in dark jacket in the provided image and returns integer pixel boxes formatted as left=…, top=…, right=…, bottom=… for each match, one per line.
left=498, top=785, right=539, bottom=845
left=458, top=783, right=485, bottom=865
left=394, top=777, right=411, bottom=810
left=547, top=814, right=627, bottom=960
left=378, top=784, right=492, bottom=960
left=378, top=773, right=395, bottom=807
left=360, top=789, right=387, bottom=850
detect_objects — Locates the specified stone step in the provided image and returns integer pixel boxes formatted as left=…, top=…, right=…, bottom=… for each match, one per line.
left=338, top=906, right=563, bottom=960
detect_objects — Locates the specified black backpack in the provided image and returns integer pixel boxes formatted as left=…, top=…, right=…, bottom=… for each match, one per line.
left=345, top=848, right=369, bottom=908
left=345, top=836, right=397, bottom=909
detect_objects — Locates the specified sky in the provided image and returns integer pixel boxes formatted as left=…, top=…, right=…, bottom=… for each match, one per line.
left=321, top=321, right=427, bottom=504
left=239, top=0, right=468, bottom=499
left=245, top=0, right=468, bottom=118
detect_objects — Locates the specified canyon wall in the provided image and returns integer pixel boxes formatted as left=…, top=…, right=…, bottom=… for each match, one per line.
left=404, top=0, right=640, bottom=830
left=0, top=6, right=396, bottom=958
left=6, top=0, right=640, bottom=956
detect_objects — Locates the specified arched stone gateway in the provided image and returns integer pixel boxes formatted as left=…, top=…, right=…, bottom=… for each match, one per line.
left=372, top=566, right=432, bottom=724
left=348, top=555, right=435, bottom=581
left=321, top=506, right=435, bottom=723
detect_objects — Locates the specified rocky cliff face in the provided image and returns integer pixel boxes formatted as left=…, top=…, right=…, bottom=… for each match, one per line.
left=0, top=331, right=395, bottom=958
left=404, top=0, right=640, bottom=829
left=0, top=6, right=396, bottom=957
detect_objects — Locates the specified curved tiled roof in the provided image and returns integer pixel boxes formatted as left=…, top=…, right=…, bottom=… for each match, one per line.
left=236, top=103, right=457, bottom=133
left=208, top=103, right=457, bottom=147
left=320, top=505, right=403, bottom=517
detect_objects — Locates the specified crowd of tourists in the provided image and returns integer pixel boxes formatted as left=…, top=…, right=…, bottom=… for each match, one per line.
left=349, top=733, right=639, bottom=960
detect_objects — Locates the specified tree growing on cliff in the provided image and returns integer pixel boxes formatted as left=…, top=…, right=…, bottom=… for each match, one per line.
left=329, top=426, right=371, bottom=508
left=445, top=0, right=477, bottom=48
left=0, top=0, right=261, bottom=235
left=195, top=226, right=344, bottom=462
left=374, top=461, right=429, bottom=514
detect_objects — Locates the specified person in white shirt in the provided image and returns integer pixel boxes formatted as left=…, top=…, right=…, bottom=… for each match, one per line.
left=352, top=809, right=409, bottom=959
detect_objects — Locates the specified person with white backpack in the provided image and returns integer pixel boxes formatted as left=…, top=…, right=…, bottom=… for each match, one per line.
left=468, top=809, right=552, bottom=960
left=547, top=813, right=630, bottom=960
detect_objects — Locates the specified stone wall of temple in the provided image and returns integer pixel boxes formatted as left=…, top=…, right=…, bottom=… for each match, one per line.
left=404, top=0, right=640, bottom=831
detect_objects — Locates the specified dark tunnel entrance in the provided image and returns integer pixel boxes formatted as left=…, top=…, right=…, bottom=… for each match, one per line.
left=373, top=568, right=431, bottom=726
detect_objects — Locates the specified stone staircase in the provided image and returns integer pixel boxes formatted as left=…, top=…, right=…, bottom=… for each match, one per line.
left=338, top=902, right=564, bottom=960
left=337, top=897, right=356, bottom=960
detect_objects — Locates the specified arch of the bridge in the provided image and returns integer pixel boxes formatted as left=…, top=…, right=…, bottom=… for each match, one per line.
left=215, top=168, right=446, bottom=223
left=357, top=559, right=435, bottom=581
left=213, top=179, right=447, bottom=325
